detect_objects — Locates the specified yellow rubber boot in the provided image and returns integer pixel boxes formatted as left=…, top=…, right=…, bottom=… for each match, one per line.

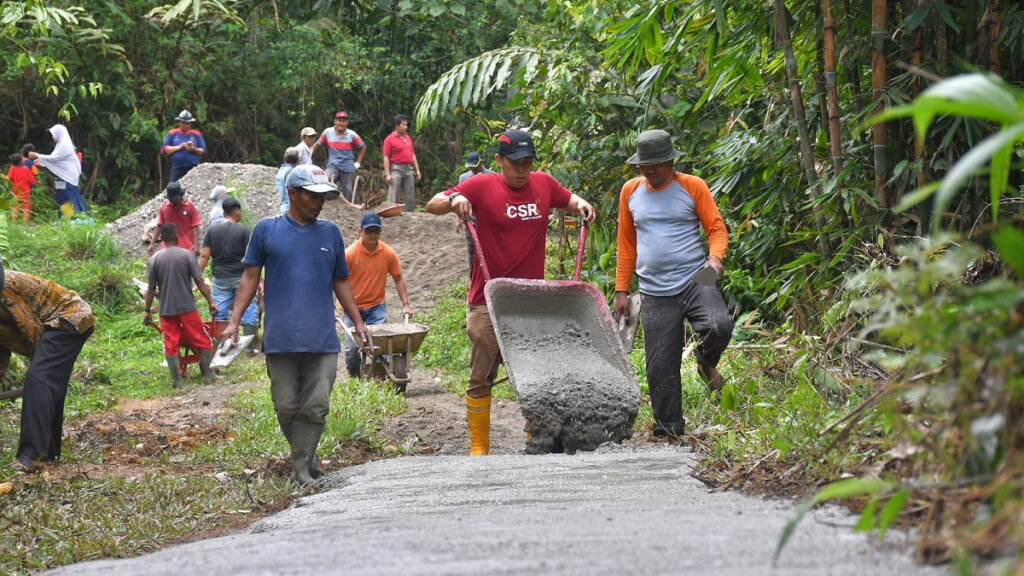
left=466, top=395, right=492, bottom=456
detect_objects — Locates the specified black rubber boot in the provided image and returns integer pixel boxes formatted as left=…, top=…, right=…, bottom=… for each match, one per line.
left=166, top=355, right=184, bottom=388
left=290, top=418, right=324, bottom=486
left=198, top=348, right=220, bottom=382
left=242, top=325, right=259, bottom=355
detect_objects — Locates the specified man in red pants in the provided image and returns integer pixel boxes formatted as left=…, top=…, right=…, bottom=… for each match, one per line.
left=144, top=223, right=219, bottom=387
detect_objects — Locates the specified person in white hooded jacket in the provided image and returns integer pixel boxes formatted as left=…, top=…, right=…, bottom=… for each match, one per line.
left=27, top=125, right=90, bottom=215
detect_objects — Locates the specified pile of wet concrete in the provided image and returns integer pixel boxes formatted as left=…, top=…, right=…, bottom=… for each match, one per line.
left=489, top=284, right=641, bottom=455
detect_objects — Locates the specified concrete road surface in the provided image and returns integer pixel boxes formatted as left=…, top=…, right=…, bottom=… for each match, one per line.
left=47, top=444, right=945, bottom=575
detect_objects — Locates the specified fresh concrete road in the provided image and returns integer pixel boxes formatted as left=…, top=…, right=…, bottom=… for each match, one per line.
left=47, top=444, right=945, bottom=575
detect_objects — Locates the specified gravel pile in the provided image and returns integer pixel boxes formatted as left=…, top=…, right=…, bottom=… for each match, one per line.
left=105, top=163, right=284, bottom=259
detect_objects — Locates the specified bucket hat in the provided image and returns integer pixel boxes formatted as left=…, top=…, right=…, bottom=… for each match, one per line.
left=626, top=130, right=683, bottom=165
left=165, top=181, right=185, bottom=199
left=175, top=110, right=196, bottom=123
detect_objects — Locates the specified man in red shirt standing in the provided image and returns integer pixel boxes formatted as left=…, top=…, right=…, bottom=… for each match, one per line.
left=426, top=129, right=596, bottom=456
left=6, top=153, right=36, bottom=221
left=381, top=114, right=422, bottom=212
left=148, top=182, right=202, bottom=256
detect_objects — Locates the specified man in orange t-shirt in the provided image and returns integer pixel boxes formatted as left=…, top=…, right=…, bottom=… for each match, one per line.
left=341, top=212, right=412, bottom=376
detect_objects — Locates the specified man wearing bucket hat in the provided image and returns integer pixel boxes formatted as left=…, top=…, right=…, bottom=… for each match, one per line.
left=613, top=129, right=734, bottom=439
left=458, top=151, right=493, bottom=184
left=426, top=129, right=596, bottom=456
left=340, top=212, right=413, bottom=377
left=221, top=164, right=370, bottom=486
left=454, top=151, right=496, bottom=264
left=148, top=181, right=202, bottom=256
left=161, top=109, right=206, bottom=184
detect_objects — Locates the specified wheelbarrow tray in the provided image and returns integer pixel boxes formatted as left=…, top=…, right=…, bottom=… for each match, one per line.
left=367, top=322, right=429, bottom=355
left=484, top=278, right=641, bottom=454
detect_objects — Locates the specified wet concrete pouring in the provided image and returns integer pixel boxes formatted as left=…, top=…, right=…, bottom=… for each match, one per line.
left=489, top=285, right=640, bottom=455
left=47, top=443, right=943, bottom=576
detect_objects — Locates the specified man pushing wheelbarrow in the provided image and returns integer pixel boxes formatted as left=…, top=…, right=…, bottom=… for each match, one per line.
left=425, top=129, right=630, bottom=456
left=143, top=223, right=220, bottom=387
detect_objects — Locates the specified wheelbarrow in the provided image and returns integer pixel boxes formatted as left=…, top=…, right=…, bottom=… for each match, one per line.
left=338, top=317, right=429, bottom=394
left=148, top=318, right=249, bottom=376
left=466, top=219, right=641, bottom=455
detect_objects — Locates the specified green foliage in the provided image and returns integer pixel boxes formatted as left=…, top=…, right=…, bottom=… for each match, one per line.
left=879, top=73, right=1024, bottom=231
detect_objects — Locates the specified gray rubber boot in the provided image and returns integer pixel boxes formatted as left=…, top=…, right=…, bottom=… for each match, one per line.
left=242, top=325, right=259, bottom=355
left=166, top=355, right=184, bottom=388
left=290, top=419, right=324, bottom=486
left=198, top=348, right=220, bottom=382
left=278, top=421, right=322, bottom=477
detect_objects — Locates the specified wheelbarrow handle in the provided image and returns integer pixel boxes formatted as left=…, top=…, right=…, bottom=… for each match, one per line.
left=573, top=217, right=588, bottom=282
left=464, top=219, right=493, bottom=282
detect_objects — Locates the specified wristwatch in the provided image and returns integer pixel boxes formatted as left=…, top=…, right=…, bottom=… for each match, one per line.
left=448, top=192, right=462, bottom=205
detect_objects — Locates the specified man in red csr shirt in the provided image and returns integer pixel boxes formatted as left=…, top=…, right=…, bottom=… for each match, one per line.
left=148, top=182, right=202, bottom=256
left=425, top=129, right=595, bottom=456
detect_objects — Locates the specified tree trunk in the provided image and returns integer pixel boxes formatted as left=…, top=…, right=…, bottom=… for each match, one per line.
left=870, top=0, right=889, bottom=211
left=823, top=0, right=844, bottom=176
left=775, top=0, right=831, bottom=256
left=911, top=0, right=929, bottom=232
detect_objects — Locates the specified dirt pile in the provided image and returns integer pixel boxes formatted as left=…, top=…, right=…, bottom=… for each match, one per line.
left=104, top=163, right=469, bottom=317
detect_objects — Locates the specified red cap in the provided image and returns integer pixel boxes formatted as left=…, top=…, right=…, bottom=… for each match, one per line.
left=335, top=111, right=349, bottom=119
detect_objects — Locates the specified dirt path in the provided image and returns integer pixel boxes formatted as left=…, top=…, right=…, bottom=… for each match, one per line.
left=381, top=370, right=527, bottom=456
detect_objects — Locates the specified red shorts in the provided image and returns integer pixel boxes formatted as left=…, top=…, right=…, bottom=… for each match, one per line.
left=160, top=310, right=212, bottom=356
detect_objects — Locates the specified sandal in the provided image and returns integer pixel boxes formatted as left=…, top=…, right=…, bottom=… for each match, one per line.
left=9, top=456, right=40, bottom=473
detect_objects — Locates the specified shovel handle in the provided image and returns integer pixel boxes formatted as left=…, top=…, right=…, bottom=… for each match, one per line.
left=572, top=217, right=588, bottom=282
left=464, top=219, right=492, bottom=282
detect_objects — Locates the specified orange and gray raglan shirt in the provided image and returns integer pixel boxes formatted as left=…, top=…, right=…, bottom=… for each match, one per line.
left=615, top=172, right=728, bottom=296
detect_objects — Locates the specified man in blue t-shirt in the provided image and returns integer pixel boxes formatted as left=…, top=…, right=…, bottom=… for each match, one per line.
left=222, top=164, right=370, bottom=486
left=162, top=110, right=207, bottom=184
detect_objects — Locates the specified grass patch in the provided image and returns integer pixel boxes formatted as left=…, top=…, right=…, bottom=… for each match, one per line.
left=416, top=280, right=515, bottom=400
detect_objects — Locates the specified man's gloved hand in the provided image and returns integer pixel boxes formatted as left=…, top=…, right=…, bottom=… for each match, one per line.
left=353, top=162, right=361, bottom=170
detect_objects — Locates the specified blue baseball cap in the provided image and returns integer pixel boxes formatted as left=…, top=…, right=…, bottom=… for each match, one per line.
left=285, top=164, right=339, bottom=198
left=360, top=212, right=383, bottom=229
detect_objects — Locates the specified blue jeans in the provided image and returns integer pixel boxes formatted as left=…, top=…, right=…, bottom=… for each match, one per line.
left=342, top=302, right=387, bottom=375
left=212, top=276, right=259, bottom=326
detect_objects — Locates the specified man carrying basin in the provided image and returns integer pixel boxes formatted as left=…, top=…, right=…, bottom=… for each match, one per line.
left=341, top=211, right=413, bottom=377
left=221, top=164, right=370, bottom=486
left=426, top=129, right=596, bottom=456
left=613, top=129, right=734, bottom=439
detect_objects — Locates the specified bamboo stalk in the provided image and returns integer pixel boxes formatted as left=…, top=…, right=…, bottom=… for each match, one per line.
left=775, top=0, right=831, bottom=257
left=870, top=0, right=889, bottom=210
left=823, top=0, right=844, bottom=176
